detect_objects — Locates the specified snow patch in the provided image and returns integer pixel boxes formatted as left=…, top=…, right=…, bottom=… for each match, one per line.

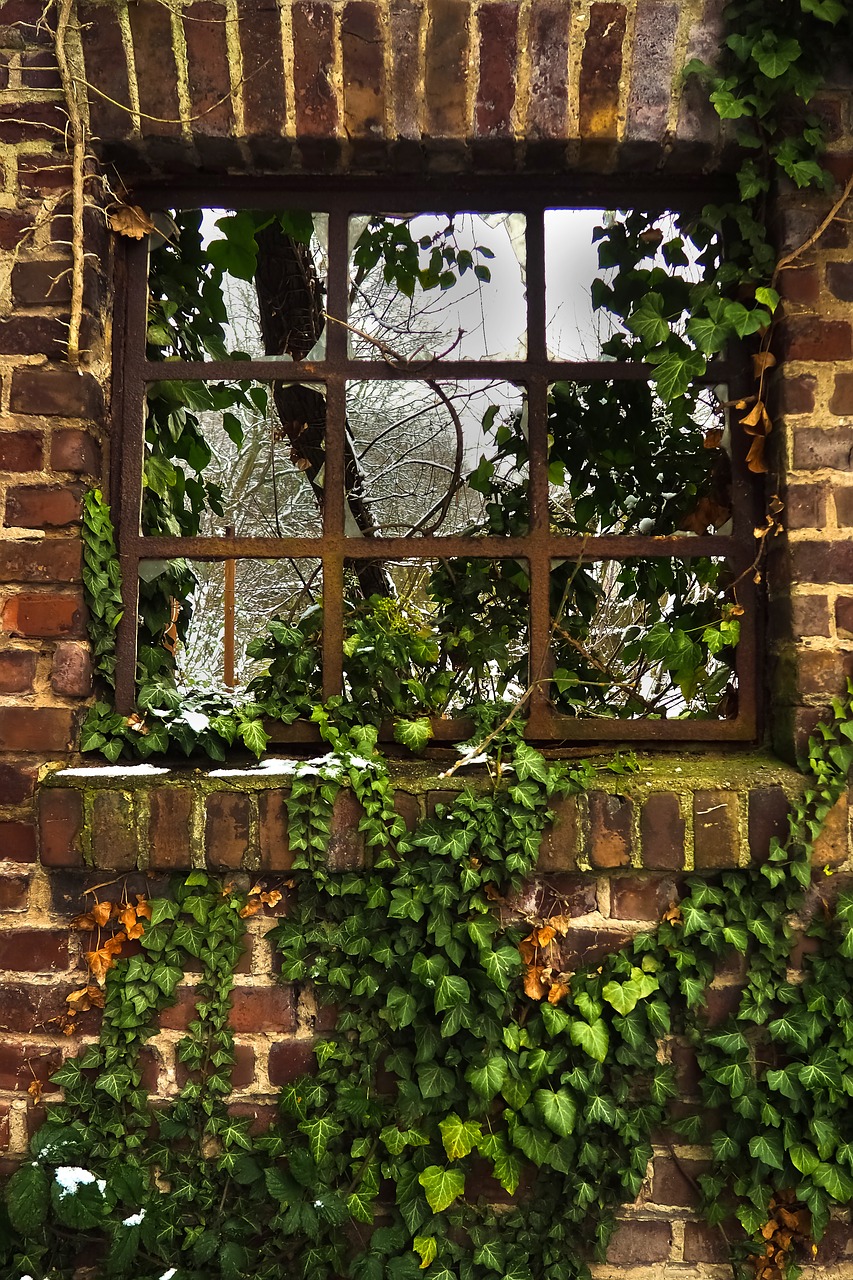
left=122, top=1209, right=146, bottom=1226
left=54, top=1166, right=106, bottom=1197
left=58, top=763, right=169, bottom=778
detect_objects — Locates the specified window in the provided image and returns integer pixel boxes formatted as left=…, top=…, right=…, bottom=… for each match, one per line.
left=112, top=186, right=759, bottom=744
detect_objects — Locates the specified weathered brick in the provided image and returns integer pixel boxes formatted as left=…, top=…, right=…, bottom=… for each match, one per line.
left=831, top=372, right=853, bottom=416
left=39, top=788, right=83, bottom=867
left=538, top=795, right=579, bottom=870
left=683, top=1220, right=736, bottom=1263
left=0, top=930, right=68, bottom=972
left=148, top=787, right=194, bottom=869
left=11, top=259, right=72, bottom=307
left=835, top=487, right=853, bottom=526
left=0, top=981, right=70, bottom=1029
left=4, top=484, right=83, bottom=528
left=0, top=874, right=28, bottom=911
left=783, top=481, right=827, bottom=529
left=527, top=2, right=568, bottom=139
left=91, top=791, right=138, bottom=870
left=3, top=592, right=86, bottom=639
left=587, top=792, right=632, bottom=867
left=0, top=821, right=37, bottom=862
left=772, top=373, right=816, bottom=417
left=812, top=793, right=848, bottom=867
left=0, top=100, right=66, bottom=143
left=0, top=212, right=32, bottom=251
left=789, top=593, right=831, bottom=638
left=0, top=708, right=76, bottom=753
left=777, top=264, right=820, bottom=306
left=609, top=875, right=678, bottom=921
left=693, top=791, right=739, bottom=868
left=0, top=1042, right=63, bottom=1091
left=293, top=2, right=338, bottom=139
left=50, top=642, right=93, bottom=697
left=78, top=2, right=132, bottom=140
left=258, top=789, right=292, bottom=871
left=791, top=541, right=853, bottom=583
left=237, top=3, right=287, bottom=138
left=342, top=2, right=386, bottom=142
left=183, top=1, right=234, bottom=136
left=650, top=1156, right=709, bottom=1208
left=49, top=429, right=101, bottom=475
left=229, top=985, right=296, bottom=1033
left=0, top=315, right=69, bottom=356
left=747, top=787, right=790, bottom=864
left=425, top=0, right=470, bottom=139
left=606, top=1219, right=672, bottom=1264
left=205, top=791, right=251, bottom=868
left=626, top=2, right=678, bottom=142
left=475, top=3, right=517, bottom=138
left=0, top=763, right=37, bottom=806
left=558, top=925, right=633, bottom=971
left=327, top=789, right=365, bottom=870
left=836, top=596, right=853, bottom=639
left=780, top=318, right=852, bottom=362
left=640, top=792, right=685, bottom=870
left=127, top=2, right=182, bottom=137
left=0, top=539, right=81, bottom=584
left=0, top=431, right=43, bottom=471
left=794, top=648, right=853, bottom=698
left=0, top=649, right=36, bottom=694
left=389, top=0, right=422, bottom=141
left=579, top=3, right=626, bottom=141
left=268, top=1039, right=316, bottom=1085
left=827, top=261, right=853, bottom=301
left=10, top=367, right=103, bottom=420
left=16, top=153, right=71, bottom=193
left=793, top=426, right=853, bottom=471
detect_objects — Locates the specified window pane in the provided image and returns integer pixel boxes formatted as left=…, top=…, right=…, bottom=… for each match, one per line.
left=546, top=381, right=731, bottom=536
left=548, top=556, right=739, bottom=720
left=344, top=379, right=527, bottom=537
left=348, top=213, right=526, bottom=361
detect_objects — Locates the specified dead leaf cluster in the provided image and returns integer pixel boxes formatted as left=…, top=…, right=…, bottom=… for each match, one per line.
left=519, top=916, right=571, bottom=1004
left=754, top=1191, right=812, bottom=1280
left=239, top=882, right=286, bottom=918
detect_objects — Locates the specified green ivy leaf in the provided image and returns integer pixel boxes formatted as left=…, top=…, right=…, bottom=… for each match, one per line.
left=6, top=1163, right=49, bottom=1233
left=748, top=1132, right=784, bottom=1171
left=435, top=974, right=470, bottom=1013
left=570, top=1018, right=609, bottom=1063
left=534, top=1088, right=577, bottom=1138
left=439, top=1114, right=482, bottom=1160
left=465, top=1056, right=508, bottom=1100
left=417, top=1165, right=465, bottom=1213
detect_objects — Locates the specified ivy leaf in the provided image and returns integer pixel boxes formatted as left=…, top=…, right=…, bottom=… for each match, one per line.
left=412, top=1236, right=437, bottom=1269
left=570, top=1018, right=609, bottom=1063
left=465, top=1056, right=508, bottom=1100
left=299, top=1115, right=343, bottom=1162
left=798, top=1051, right=843, bottom=1092
left=752, top=35, right=801, bottom=78
left=385, top=986, right=418, bottom=1029
left=435, top=974, right=470, bottom=1012
left=626, top=293, right=670, bottom=346
left=748, top=1133, right=784, bottom=1171
left=534, top=1088, right=577, bottom=1138
left=789, top=1143, right=820, bottom=1176
left=6, top=1163, right=49, bottom=1233
left=649, top=349, right=706, bottom=402
left=239, top=717, right=269, bottom=759
left=482, top=946, right=522, bottom=991
left=439, top=1114, right=482, bottom=1160
left=393, top=717, right=433, bottom=753
left=417, top=1165, right=465, bottom=1213
left=813, top=1161, right=853, bottom=1202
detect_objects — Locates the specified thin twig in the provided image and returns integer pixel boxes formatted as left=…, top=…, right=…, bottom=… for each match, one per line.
left=771, top=169, right=853, bottom=286
left=439, top=681, right=545, bottom=779
left=54, top=0, right=85, bottom=364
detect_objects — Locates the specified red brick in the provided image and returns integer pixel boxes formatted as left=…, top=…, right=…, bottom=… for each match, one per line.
left=831, top=372, right=853, bottom=416
left=158, top=986, right=199, bottom=1031
left=205, top=791, right=250, bottom=869
left=91, top=790, right=138, bottom=870
left=3, top=592, right=86, bottom=639
left=38, top=787, right=84, bottom=866
left=793, top=426, right=853, bottom=471
left=650, top=1156, right=708, bottom=1208
left=812, top=1218, right=853, bottom=1265
left=693, top=791, right=739, bottom=869
left=789, top=593, right=831, bottom=637
left=0, top=212, right=32, bottom=251
left=587, top=792, right=632, bottom=867
left=0, top=707, right=76, bottom=752
left=0, top=821, right=37, bottom=862
left=0, top=100, right=66, bottom=143
left=606, top=1219, right=672, bottom=1264
left=226, top=1100, right=277, bottom=1135
left=177, top=1042, right=255, bottom=1090
left=0, top=431, right=43, bottom=471
left=625, top=1, right=678, bottom=142
left=640, top=792, right=685, bottom=870
left=835, top=487, right=853, bottom=526
left=0, top=315, right=69, bottom=356
left=837, top=597, right=853, bottom=639
left=0, top=763, right=37, bottom=806
left=0, top=1042, right=62, bottom=1091
left=777, top=265, right=820, bottom=306
left=9, top=368, right=103, bottom=419
left=327, top=788, right=365, bottom=870
left=528, top=3, right=568, bottom=139
left=609, top=875, right=678, bottom=921
left=389, top=0, right=421, bottom=141
left=0, top=981, right=70, bottom=1029
left=342, top=2, right=386, bottom=142
left=537, top=796, right=581, bottom=870
left=268, top=1039, right=316, bottom=1085
left=49, top=429, right=100, bottom=475
left=425, top=0, right=470, bottom=139
left=791, top=540, right=853, bottom=583
left=237, top=4, right=286, bottom=138
left=780, top=318, right=852, bottom=362
left=20, top=49, right=60, bottom=89
left=0, top=649, right=36, bottom=693
left=705, top=984, right=743, bottom=1025
left=683, top=1220, right=735, bottom=1263
left=0, top=1102, right=9, bottom=1149
left=4, top=484, right=83, bottom=528
left=475, top=4, right=517, bottom=138
left=127, top=2, right=182, bottom=137
left=16, top=153, right=70, bottom=192
left=0, top=874, right=28, bottom=911
left=229, top=985, right=295, bottom=1033
left=812, top=793, right=848, bottom=867
left=0, top=930, right=68, bottom=971
left=558, top=925, right=633, bottom=971
left=258, top=789, right=292, bottom=871
left=0, top=539, right=81, bottom=583
left=78, top=3, right=132, bottom=140
left=772, top=373, right=816, bottom=416
left=827, top=261, right=853, bottom=302
left=11, top=259, right=73, bottom=307
left=671, top=1042, right=700, bottom=1094
left=393, top=790, right=420, bottom=832
left=293, top=2, right=338, bottom=138
left=50, top=642, right=92, bottom=697
left=579, top=3, right=626, bottom=141
left=149, top=787, right=193, bottom=869
left=183, top=1, right=234, bottom=135
left=794, top=648, right=853, bottom=698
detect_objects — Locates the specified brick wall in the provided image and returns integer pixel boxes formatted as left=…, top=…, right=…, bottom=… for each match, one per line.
left=1, top=0, right=853, bottom=1272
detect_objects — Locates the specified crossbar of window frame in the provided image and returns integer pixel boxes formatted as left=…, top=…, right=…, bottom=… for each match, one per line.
left=112, top=189, right=760, bottom=743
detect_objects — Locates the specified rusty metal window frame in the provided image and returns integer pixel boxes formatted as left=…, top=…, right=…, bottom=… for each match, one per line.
left=112, top=182, right=760, bottom=744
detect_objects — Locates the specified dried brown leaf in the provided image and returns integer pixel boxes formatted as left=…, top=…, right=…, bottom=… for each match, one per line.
left=109, top=204, right=156, bottom=239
